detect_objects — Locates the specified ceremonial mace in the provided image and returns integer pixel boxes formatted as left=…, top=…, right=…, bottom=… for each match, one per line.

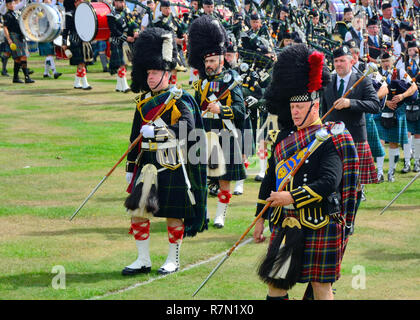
left=192, top=128, right=331, bottom=297
left=379, top=171, right=420, bottom=215
left=69, top=86, right=183, bottom=221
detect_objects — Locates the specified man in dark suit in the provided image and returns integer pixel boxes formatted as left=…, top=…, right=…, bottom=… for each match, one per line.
left=322, top=45, right=380, bottom=206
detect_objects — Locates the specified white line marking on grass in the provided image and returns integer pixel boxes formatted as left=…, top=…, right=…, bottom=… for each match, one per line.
left=88, top=231, right=265, bottom=300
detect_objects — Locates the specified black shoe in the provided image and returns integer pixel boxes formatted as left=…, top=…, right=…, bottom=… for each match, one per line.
left=377, top=173, right=384, bottom=183
left=1, top=71, right=9, bottom=77
left=13, top=78, right=24, bottom=83
left=213, top=223, right=224, bottom=229
left=28, top=69, right=34, bottom=75
left=25, top=77, right=35, bottom=83
left=122, top=88, right=131, bottom=93
left=54, top=72, right=62, bottom=79
left=401, top=163, right=411, bottom=173
left=43, top=74, right=50, bottom=78
left=121, top=266, right=151, bottom=276
left=82, top=86, right=92, bottom=90
left=254, top=175, right=264, bottom=182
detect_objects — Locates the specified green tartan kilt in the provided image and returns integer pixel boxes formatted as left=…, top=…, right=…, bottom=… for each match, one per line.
left=406, top=101, right=420, bottom=134
left=68, top=36, right=92, bottom=66
left=9, top=33, right=27, bottom=58
left=109, top=41, right=125, bottom=72
left=365, top=113, right=385, bottom=158
left=374, top=106, right=408, bottom=145
left=38, top=42, right=55, bottom=56
left=219, top=133, right=246, bottom=181
left=133, top=148, right=207, bottom=236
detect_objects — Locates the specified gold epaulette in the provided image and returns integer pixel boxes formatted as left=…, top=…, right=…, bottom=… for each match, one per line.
left=192, top=79, right=201, bottom=92
left=133, top=94, right=142, bottom=105
left=267, top=129, right=280, bottom=144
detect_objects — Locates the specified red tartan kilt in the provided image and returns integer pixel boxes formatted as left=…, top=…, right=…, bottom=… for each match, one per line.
left=355, top=141, right=378, bottom=185
left=270, top=210, right=345, bottom=283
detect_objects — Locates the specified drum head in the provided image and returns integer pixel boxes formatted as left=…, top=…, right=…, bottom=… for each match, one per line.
left=75, top=2, right=97, bottom=42
left=19, top=3, right=62, bottom=42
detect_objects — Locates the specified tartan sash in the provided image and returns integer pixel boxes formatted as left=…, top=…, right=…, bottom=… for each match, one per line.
left=275, top=125, right=322, bottom=162
left=137, top=91, right=171, bottom=126
left=275, top=137, right=319, bottom=192
left=274, top=122, right=359, bottom=231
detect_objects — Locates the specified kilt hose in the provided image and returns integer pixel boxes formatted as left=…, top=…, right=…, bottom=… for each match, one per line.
left=355, top=141, right=378, bottom=185
left=374, top=106, right=409, bottom=146
left=269, top=209, right=345, bottom=284
left=9, top=32, right=27, bottom=58
left=365, top=113, right=385, bottom=158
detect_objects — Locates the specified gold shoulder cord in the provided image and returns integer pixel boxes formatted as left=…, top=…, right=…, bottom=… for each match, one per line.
left=138, top=97, right=177, bottom=124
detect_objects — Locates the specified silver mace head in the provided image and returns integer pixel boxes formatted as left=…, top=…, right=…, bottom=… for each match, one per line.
left=365, top=62, right=379, bottom=77
left=169, top=85, right=183, bottom=100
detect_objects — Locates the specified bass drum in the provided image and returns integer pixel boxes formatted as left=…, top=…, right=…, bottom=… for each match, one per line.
left=74, top=1, right=111, bottom=42
left=19, top=3, right=63, bottom=43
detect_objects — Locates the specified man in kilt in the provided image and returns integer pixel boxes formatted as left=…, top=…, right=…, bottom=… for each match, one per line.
left=107, top=0, right=138, bottom=93
left=322, top=45, right=380, bottom=212
left=122, top=27, right=207, bottom=276
left=253, top=44, right=359, bottom=300
left=2, top=0, right=34, bottom=83
left=62, top=0, right=93, bottom=90
left=1, top=13, right=11, bottom=77
left=188, top=15, right=247, bottom=228
left=38, top=0, right=62, bottom=79
left=374, top=49, right=418, bottom=181
left=402, top=40, right=420, bottom=173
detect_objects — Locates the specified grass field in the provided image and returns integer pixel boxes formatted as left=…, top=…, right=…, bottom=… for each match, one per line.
left=0, top=53, right=419, bottom=301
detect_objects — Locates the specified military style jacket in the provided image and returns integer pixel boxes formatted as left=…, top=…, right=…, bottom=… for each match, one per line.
left=193, top=68, right=246, bottom=132
left=256, top=122, right=346, bottom=230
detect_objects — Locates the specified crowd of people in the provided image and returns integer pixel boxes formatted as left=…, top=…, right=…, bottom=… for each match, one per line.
left=1, top=0, right=419, bottom=300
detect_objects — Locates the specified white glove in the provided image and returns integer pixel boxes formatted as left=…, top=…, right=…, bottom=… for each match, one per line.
left=140, top=124, right=155, bottom=138
left=126, top=172, right=134, bottom=184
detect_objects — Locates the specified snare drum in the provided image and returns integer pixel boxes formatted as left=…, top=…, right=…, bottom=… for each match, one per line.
left=75, top=1, right=111, bottom=42
left=19, top=3, right=63, bottom=43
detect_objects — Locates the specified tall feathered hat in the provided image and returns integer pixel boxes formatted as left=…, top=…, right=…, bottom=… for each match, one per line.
left=187, top=14, right=228, bottom=78
left=130, top=27, right=177, bottom=93
left=264, top=44, right=331, bottom=129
